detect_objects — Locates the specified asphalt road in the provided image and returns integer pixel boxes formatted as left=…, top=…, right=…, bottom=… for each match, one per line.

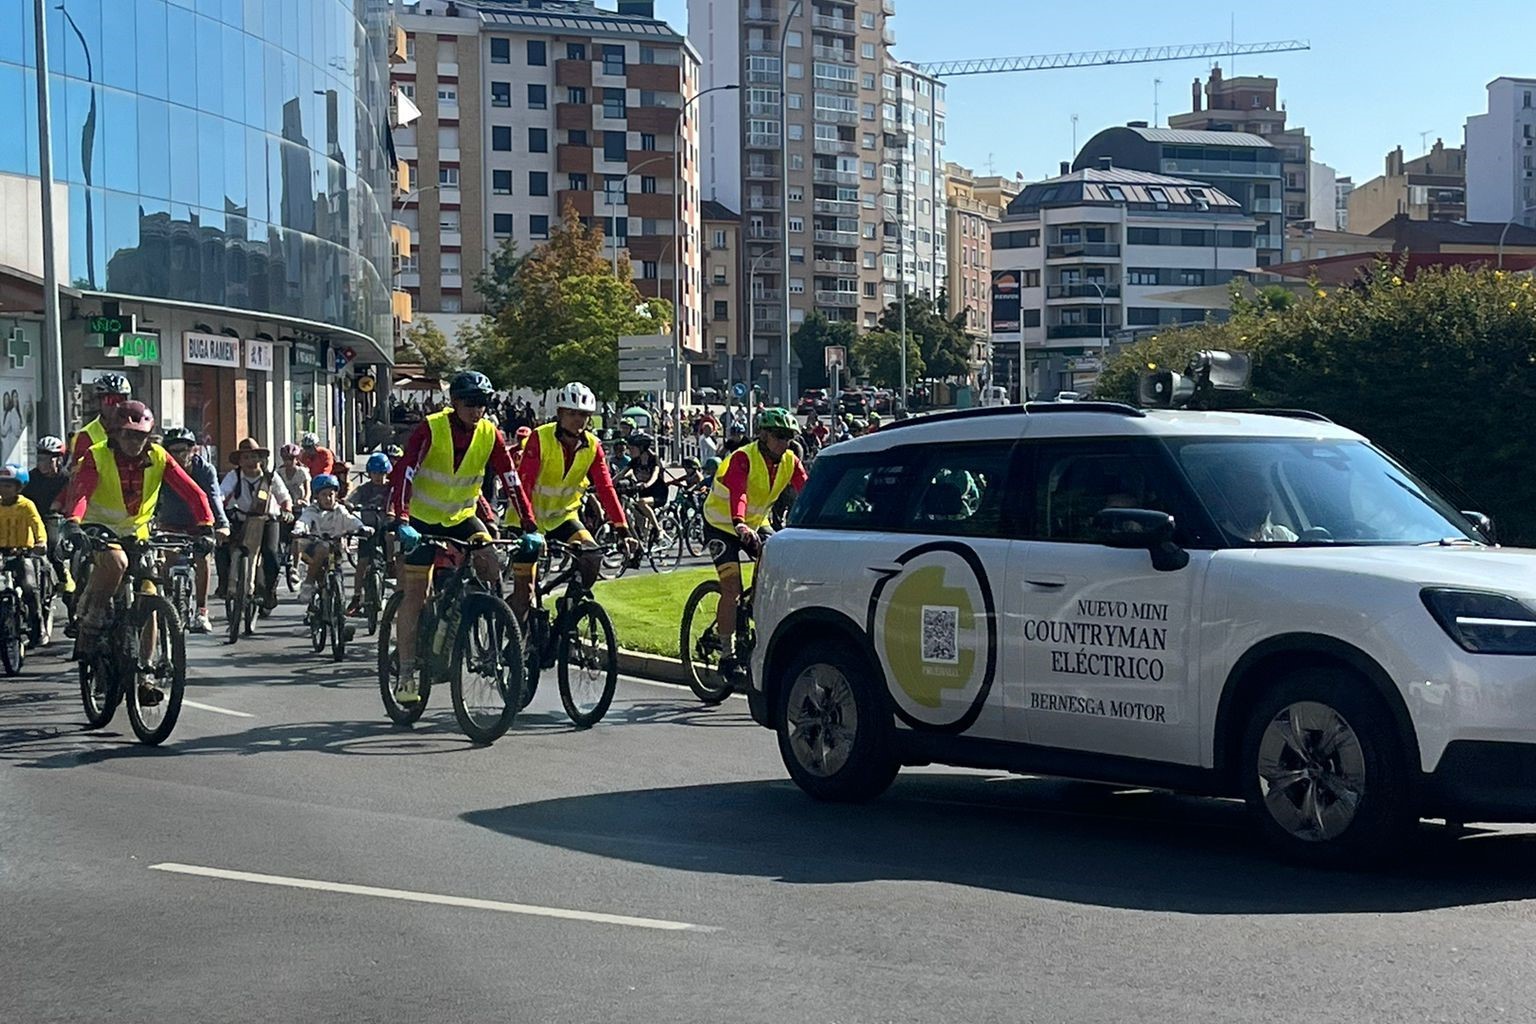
left=6, top=600, right=1536, bottom=1023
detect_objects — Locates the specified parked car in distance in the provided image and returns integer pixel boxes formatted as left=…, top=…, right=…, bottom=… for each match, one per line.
left=798, top=388, right=829, bottom=415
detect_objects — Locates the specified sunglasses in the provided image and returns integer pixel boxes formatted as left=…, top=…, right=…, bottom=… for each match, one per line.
left=767, top=429, right=795, bottom=442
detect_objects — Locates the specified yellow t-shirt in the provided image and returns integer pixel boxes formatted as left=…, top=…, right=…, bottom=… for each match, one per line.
left=0, top=496, right=46, bottom=550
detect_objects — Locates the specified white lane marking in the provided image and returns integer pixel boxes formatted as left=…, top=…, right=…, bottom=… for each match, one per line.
left=148, top=863, right=715, bottom=933
left=624, top=677, right=749, bottom=702
left=181, top=700, right=255, bottom=719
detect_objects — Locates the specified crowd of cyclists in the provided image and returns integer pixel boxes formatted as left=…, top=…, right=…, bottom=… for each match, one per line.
left=3, top=368, right=810, bottom=731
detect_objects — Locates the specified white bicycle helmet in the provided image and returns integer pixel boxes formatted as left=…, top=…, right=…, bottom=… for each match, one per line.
left=554, top=381, right=597, bottom=413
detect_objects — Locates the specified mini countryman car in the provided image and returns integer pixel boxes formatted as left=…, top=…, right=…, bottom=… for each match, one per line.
left=747, top=402, right=1536, bottom=864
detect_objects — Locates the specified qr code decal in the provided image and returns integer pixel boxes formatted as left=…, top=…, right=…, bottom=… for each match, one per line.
left=920, top=605, right=959, bottom=664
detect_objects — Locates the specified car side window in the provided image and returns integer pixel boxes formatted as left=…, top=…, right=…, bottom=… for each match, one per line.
left=1022, top=440, right=1193, bottom=544
left=897, top=442, right=1015, bottom=538
left=788, top=450, right=912, bottom=531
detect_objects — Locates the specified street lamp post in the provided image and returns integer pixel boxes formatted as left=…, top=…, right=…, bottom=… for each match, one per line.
left=1088, top=280, right=1108, bottom=373
left=778, top=0, right=803, bottom=407
left=32, top=0, right=65, bottom=439
left=672, top=82, right=739, bottom=459
left=746, top=247, right=779, bottom=395
left=56, top=2, right=96, bottom=291
left=1497, top=203, right=1536, bottom=269
left=614, top=151, right=675, bottom=278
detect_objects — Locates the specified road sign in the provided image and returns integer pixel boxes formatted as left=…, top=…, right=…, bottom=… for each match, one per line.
left=732, top=382, right=748, bottom=399
left=825, top=345, right=847, bottom=371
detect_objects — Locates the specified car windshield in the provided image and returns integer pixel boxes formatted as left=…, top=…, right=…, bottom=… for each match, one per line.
left=1170, top=438, right=1481, bottom=547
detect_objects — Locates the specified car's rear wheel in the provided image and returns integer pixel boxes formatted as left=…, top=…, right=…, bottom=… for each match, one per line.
left=1239, top=666, right=1414, bottom=867
left=774, top=641, right=897, bottom=803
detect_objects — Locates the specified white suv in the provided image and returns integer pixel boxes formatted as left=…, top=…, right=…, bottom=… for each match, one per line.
left=747, top=402, right=1534, bottom=864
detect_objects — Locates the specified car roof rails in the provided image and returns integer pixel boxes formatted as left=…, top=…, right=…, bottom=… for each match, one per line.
left=874, top=405, right=1027, bottom=433
left=1236, top=408, right=1334, bottom=424
left=1023, top=401, right=1147, bottom=418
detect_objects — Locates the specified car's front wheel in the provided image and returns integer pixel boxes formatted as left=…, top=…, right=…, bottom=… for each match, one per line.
left=1239, top=666, right=1414, bottom=867
left=775, top=641, right=898, bottom=802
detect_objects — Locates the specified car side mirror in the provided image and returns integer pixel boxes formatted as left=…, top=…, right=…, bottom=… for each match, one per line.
left=1091, top=508, right=1190, bottom=572
left=1461, top=510, right=1496, bottom=544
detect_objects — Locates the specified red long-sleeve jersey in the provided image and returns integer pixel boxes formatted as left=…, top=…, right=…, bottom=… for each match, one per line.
left=389, top=416, right=535, bottom=528
left=718, top=446, right=808, bottom=522
left=67, top=445, right=214, bottom=525
left=517, top=429, right=627, bottom=528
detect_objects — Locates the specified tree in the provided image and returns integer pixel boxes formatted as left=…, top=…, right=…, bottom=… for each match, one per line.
left=792, top=312, right=857, bottom=390
left=853, top=329, right=924, bottom=388
left=1096, top=261, right=1536, bottom=543
left=399, top=317, right=459, bottom=383
left=472, top=236, right=526, bottom=317
left=470, top=203, right=672, bottom=398
left=877, top=290, right=973, bottom=382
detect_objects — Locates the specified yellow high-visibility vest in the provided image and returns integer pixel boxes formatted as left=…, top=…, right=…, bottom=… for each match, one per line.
left=83, top=441, right=167, bottom=540
left=409, top=411, right=495, bottom=527
left=705, top=442, right=797, bottom=532
left=531, top=422, right=598, bottom=532
left=71, top=416, right=107, bottom=458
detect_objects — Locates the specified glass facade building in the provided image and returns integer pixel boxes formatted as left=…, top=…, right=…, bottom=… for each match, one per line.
left=0, top=0, right=396, bottom=354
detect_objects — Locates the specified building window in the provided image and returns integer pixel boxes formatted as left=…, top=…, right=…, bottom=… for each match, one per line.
left=493, top=213, right=513, bottom=235
left=529, top=128, right=548, bottom=153
left=863, top=282, right=876, bottom=298
left=1021, top=309, right=1041, bottom=328
left=529, top=171, right=548, bottom=196
left=642, top=261, right=658, bottom=279
left=640, top=133, right=656, bottom=151
left=789, top=216, right=804, bottom=232
left=438, top=166, right=459, bottom=187
left=567, top=42, right=586, bottom=61
left=604, top=174, right=627, bottom=201
left=1127, top=267, right=1158, bottom=285
left=493, top=170, right=512, bottom=194
left=440, top=209, right=460, bottom=232
left=491, top=38, right=509, bottom=64
left=789, top=279, right=805, bottom=294
left=440, top=295, right=462, bottom=313
left=492, top=126, right=511, bottom=151
left=527, top=40, right=546, bottom=66
left=491, top=82, right=511, bottom=107
left=399, top=82, right=415, bottom=99
left=530, top=215, right=550, bottom=237
left=786, top=30, right=802, bottom=47
left=568, top=129, right=588, bottom=146
left=714, top=300, right=729, bottom=319
left=568, top=173, right=588, bottom=191
left=790, top=247, right=805, bottom=263
left=1178, top=269, right=1205, bottom=286
left=567, top=86, right=587, bottom=105
left=1020, top=269, right=1040, bottom=287
left=438, top=86, right=457, bottom=106
left=603, top=131, right=627, bottom=162
left=528, top=84, right=547, bottom=109
left=713, top=229, right=727, bottom=248
left=603, top=44, right=626, bottom=76
left=603, top=90, right=626, bottom=119
left=641, top=176, right=657, bottom=194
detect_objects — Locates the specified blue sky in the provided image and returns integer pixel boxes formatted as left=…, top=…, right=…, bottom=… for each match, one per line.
left=657, top=0, right=1536, bottom=186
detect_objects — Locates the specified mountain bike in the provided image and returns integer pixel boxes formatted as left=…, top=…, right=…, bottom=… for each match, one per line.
left=304, top=535, right=359, bottom=662
left=519, top=540, right=618, bottom=728
left=162, top=546, right=196, bottom=629
left=377, top=535, right=526, bottom=745
left=224, top=510, right=276, bottom=644
left=74, top=526, right=205, bottom=745
left=680, top=542, right=761, bottom=706
left=0, top=549, right=35, bottom=675
left=353, top=515, right=390, bottom=636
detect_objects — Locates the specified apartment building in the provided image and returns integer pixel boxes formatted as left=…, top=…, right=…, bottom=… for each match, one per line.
left=1168, top=67, right=1317, bottom=226
left=391, top=0, right=705, bottom=362
left=991, top=165, right=1257, bottom=399
left=1466, top=77, right=1536, bottom=228
left=1335, top=176, right=1355, bottom=231
left=1345, top=140, right=1466, bottom=234
left=943, top=161, right=1001, bottom=335
left=701, top=200, right=745, bottom=388
left=688, top=0, right=947, bottom=398
left=1074, top=124, right=1283, bottom=267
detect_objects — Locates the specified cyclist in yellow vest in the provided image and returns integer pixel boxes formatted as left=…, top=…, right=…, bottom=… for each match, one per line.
left=68, top=373, right=133, bottom=466
left=510, top=381, right=631, bottom=624
left=389, top=371, right=540, bottom=701
left=64, top=402, right=214, bottom=642
left=704, top=407, right=807, bottom=678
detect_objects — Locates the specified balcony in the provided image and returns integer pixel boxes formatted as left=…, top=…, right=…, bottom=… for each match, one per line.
left=750, top=288, right=784, bottom=302
left=815, top=290, right=859, bottom=307
left=813, top=198, right=858, bottom=215
left=1252, top=197, right=1283, bottom=213
left=557, top=190, right=594, bottom=216
left=1046, top=242, right=1121, bottom=260
left=812, top=13, right=856, bottom=33
left=557, top=145, right=593, bottom=173
left=629, top=106, right=679, bottom=134
left=747, top=194, right=782, bottom=210
left=812, top=45, right=855, bottom=64
left=813, top=167, right=857, bottom=185
left=746, top=163, right=781, bottom=180
left=1047, top=324, right=1121, bottom=340
left=813, top=77, right=857, bottom=94
left=813, top=137, right=853, bottom=156
left=882, top=0, right=896, bottom=12
left=815, top=258, right=857, bottom=275
left=746, top=101, right=781, bottom=117
left=744, top=5, right=779, bottom=22
left=627, top=192, right=672, bottom=219
left=555, top=59, right=591, bottom=88
left=1254, top=234, right=1280, bottom=250
left=556, top=103, right=591, bottom=130
left=1047, top=283, right=1121, bottom=300
left=814, top=108, right=859, bottom=125
left=746, top=132, right=782, bottom=149
left=629, top=63, right=681, bottom=93
left=746, top=225, right=779, bottom=240
left=747, top=66, right=782, bottom=85
left=1160, top=157, right=1281, bottom=179
left=814, top=229, right=859, bottom=245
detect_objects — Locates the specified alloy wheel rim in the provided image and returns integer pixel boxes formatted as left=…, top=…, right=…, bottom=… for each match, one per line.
left=1256, top=700, right=1367, bottom=842
left=786, top=664, right=858, bottom=777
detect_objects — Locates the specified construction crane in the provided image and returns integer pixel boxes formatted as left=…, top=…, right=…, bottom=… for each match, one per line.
left=909, top=39, right=1309, bottom=79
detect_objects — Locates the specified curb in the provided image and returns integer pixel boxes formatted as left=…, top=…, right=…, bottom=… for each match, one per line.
left=616, top=647, right=690, bottom=685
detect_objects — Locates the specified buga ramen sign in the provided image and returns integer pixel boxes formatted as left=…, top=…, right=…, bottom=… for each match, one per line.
left=183, top=331, right=242, bottom=368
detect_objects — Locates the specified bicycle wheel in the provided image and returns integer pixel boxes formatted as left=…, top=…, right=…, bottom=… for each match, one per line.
left=378, top=590, right=429, bottom=725
left=680, top=580, right=733, bottom=705
left=653, top=507, right=681, bottom=550
left=0, top=595, right=23, bottom=677
left=225, top=548, right=245, bottom=644
left=125, top=595, right=185, bottom=746
left=449, top=592, right=525, bottom=745
left=364, top=568, right=382, bottom=636
left=36, top=567, right=55, bottom=646
left=80, top=650, right=120, bottom=728
left=242, top=552, right=258, bottom=636
left=557, top=600, right=618, bottom=728
left=329, top=577, right=346, bottom=662
left=684, top=512, right=706, bottom=558
left=308, top=590, right=327, bottom=652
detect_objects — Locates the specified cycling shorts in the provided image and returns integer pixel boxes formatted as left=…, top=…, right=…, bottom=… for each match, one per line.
left=403, top=515, right=493, bottom=568
left=705, top=524, right=746, bottom=569
left=514, top=519, right=595, bottom=565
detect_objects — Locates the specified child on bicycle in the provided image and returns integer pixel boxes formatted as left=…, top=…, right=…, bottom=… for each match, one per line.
left=291, top=474, right=366, bottom=611
left=0, top=465, right=49, bottom=645
left=347, top=453, right=394, bottom=616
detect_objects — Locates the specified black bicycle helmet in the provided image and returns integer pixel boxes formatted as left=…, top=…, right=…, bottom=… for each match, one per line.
left=682, top=456, right=700, bottom=470
left=94, top=373, right=132, bottom=397
left=449, top=370, right=494, bottom=403
left=163, top=427, right=198, bottom=447
left=627, top=431, right=654, bottom=450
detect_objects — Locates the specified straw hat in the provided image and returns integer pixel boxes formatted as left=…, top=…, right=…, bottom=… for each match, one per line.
left=229, top=437, right=271, bottom=463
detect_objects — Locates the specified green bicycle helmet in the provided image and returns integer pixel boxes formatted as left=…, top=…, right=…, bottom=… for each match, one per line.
left=757, top=407, right=798, bottom=433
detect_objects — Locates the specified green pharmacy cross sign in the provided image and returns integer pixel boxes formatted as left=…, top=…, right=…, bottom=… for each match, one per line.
left=7, top=327, right=30, bottom=369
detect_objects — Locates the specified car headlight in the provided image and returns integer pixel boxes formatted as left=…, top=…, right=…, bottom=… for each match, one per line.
left=1421, top=588, right=1536, bottom=655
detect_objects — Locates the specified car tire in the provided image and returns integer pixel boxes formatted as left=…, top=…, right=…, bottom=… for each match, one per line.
left=774, top=640, right=898, bottom=803
left=1238, top=666, right=1415, bottom=867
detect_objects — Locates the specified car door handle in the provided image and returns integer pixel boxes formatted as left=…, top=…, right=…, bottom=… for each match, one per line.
left=1025, top=577, right=1067, bottom=589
